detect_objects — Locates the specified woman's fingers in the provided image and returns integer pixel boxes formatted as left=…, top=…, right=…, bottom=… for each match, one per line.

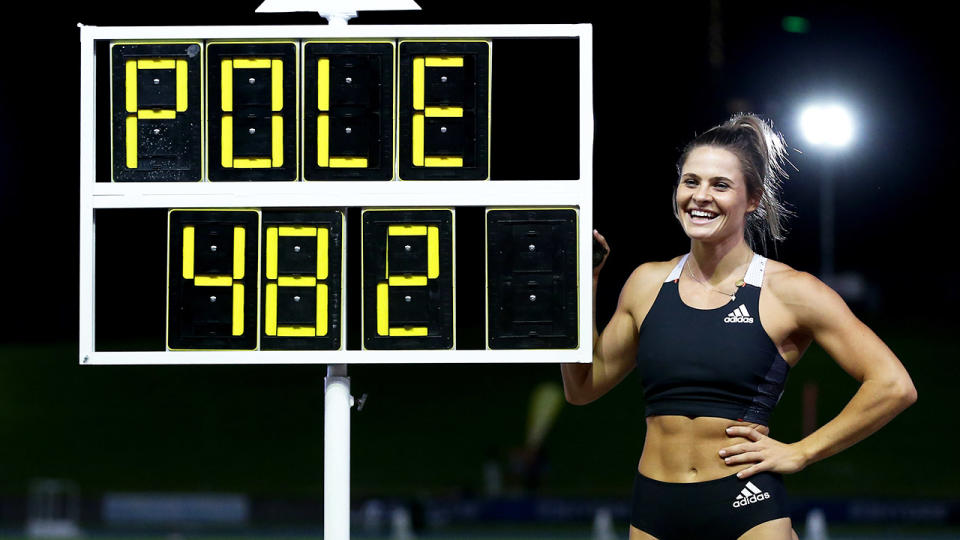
left=726, top=426, right=762, bottom=441
left=718, top=442, right=758, bottom=457
left=593, top=229, right=609, bottom=247
left=722, top=451, right=764, bottom=465
left=735, top=462, right=769, bottom=480
left=593, top=229, right=610, bottom=273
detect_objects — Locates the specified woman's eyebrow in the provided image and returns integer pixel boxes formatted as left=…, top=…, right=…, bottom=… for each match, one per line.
left=681, top=173, right=734, bottom=182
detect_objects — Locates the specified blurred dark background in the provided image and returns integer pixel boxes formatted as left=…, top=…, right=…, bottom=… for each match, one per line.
left=1, top=0, right=957, bottom=536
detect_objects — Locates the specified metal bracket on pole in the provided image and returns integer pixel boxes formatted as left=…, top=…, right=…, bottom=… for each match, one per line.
left=322, top=12, right=357, bottom=26
left=256, top=0, right=421, bottom=25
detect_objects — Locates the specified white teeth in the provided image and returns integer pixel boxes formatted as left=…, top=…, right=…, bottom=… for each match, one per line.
left=690, top=210, right=717, bottom=219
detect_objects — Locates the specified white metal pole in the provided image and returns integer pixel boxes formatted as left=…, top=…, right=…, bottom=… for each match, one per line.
left=79, top=24, right=95, bottom=364
left=324, top=364, right=352, bottom=539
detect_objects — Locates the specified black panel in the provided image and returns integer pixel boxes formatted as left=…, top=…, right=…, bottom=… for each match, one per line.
left=424, top=67, right=466, bottom=105
left=329, top=111, right=372, bottom=155
left=134, top=119, right=181, bottom=170
left=388, top=235, right=428, bottom=274
left=398, top=41, right=489, bottom=180
left=260, top=210, right=343, bottom=351
left=94, top=209, right=167, bottom=350
left=423, top=116, right=467, bottom=156
left=277, top=236, right=318, bottom=275
left=168, top=210, right=259, bottom=350
left=192, top=224, right=236, bottom=274
left=232, top=113, right=273, bottom=157
left=276, top=286, right=318, bottom=326
left=304, top=42, right=394, bottom=181
left=137, top=68, right=177, bottom=109
left=185, top=284, right=235, bottom=337
left=489, top=38, right=579, bottom=181
left=362, top=209, right=454, bottom=350
left=487, top=209, right=578, bottom=349
left=388, top=287, right=430, bottom=327
left=111, top=42, right=202, bottom=182
left=233, top=68, right=273, bottom=107
left=207, top=42, right=298, bottom=181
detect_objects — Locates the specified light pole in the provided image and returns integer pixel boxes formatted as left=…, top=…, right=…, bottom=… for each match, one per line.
left=799, top=103, right=854, bottom=282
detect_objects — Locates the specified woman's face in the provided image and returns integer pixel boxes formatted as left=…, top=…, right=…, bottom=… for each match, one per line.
left=676, top=145, right=758, bottom=244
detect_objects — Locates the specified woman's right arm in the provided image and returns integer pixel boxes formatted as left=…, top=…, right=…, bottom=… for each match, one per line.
left=560, top=232, right=646, bottom=405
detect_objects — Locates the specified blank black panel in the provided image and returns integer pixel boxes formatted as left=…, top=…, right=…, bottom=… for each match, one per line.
left=489, top=39, right=579, bottom=180
left=487, top=208, right=578, bottom=349
left=94, top=209, right=167, bottom=351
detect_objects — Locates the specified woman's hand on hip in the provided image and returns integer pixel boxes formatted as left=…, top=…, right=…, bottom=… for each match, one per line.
left=719, top=425, right=809, bottom=479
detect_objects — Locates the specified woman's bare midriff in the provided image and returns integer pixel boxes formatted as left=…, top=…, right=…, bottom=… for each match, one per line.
left=638, top=415, right=771, bottom=482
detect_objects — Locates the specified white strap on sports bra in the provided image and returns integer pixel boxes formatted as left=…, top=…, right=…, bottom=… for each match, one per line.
left=664, top=253, right=767, bottom=286
left=664, top=254, right=689, bottom=283
left=743, top=253, right=767, bottom=287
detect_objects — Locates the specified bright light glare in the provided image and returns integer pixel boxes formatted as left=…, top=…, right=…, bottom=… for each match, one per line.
left=799, top=104, right=854, bottom=148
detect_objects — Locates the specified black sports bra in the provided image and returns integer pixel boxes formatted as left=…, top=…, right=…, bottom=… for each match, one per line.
left=635, top=254, right=789, bottom=426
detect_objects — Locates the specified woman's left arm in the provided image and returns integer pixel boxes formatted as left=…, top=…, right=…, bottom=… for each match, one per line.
left=720, top=271, right=917, bottom=479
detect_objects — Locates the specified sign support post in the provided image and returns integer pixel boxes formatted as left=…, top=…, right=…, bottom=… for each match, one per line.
left=325, top=364, right=352, bottom=539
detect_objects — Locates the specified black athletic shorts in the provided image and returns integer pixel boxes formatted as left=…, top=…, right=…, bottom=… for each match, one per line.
left=630, top=471, right=790, bottom=539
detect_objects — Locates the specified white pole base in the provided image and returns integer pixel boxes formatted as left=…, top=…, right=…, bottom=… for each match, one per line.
left=325, top=364, right=352, bottom=540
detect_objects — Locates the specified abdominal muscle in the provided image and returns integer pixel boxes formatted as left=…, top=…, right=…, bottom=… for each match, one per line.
left=638, top=415, right=770, bottom=482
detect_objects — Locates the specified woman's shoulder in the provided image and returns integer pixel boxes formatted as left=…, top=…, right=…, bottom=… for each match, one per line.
left=762, top=258, right=836, bottom=311
left=620, top=256, right=685, bottom=297
left=629, top=256, right=685, bottom=284
left=615, top=256, right=684, bottom=320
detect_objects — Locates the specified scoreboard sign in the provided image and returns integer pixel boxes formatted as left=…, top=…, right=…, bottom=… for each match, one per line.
left=111, top=39, right=489, bottom=182
left=79, top=24, right=594, bottom=364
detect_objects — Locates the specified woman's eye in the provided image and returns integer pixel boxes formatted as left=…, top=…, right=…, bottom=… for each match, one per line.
left=683, top=179, right=697, bottom=186
left=715, top=183, right=729, bottom=189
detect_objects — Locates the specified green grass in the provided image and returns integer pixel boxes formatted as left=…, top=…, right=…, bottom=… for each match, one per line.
left=0, top=316, right=955, bottom=500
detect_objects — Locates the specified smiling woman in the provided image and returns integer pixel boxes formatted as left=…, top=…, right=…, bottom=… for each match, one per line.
left=561, top=114, right=917, bottom=540
left=673, top=114, right=792, bottom=256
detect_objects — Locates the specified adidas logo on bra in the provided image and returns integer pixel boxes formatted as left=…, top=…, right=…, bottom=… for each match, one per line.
left=724, top=304, right=754, bottom=324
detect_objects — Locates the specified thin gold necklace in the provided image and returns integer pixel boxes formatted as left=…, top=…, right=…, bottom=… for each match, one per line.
left=684, top=254, right=751, bottom=303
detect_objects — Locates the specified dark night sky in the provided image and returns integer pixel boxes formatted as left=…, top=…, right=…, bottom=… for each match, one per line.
left=0, top=1, right=957, bottom=344
left=0, top=0, right=957, bottom=510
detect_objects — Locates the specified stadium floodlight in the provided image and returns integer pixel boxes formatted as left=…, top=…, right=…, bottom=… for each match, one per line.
left=799, top=103, right=854, bottom=148
left=797, top=102, right=856, bottom=282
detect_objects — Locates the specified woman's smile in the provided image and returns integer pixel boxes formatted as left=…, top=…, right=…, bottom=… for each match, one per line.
left=687, top=208, right=719, bottom=225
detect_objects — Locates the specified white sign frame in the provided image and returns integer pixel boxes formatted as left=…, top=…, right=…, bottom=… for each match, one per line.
left=79, top=23, right=594, bottom=365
